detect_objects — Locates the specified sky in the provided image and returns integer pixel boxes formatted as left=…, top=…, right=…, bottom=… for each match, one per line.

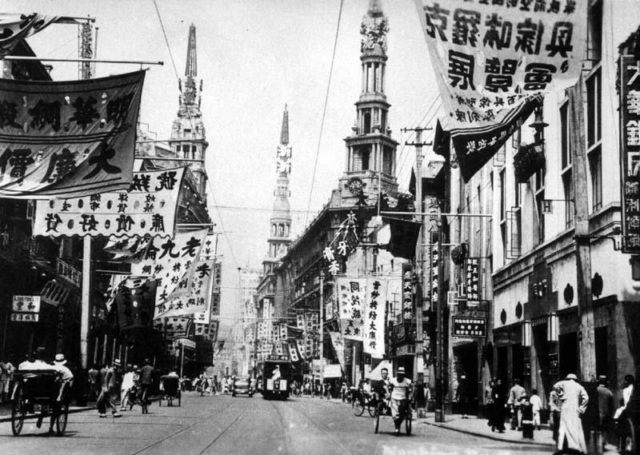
left=7, top=0, right=440, bottom=332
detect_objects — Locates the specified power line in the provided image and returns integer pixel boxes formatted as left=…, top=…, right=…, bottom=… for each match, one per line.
left=151, top=0, right=180, bottom=81
left=304, top=0, right=345, bottom=227
left=207, top=179, right=239, bottom=269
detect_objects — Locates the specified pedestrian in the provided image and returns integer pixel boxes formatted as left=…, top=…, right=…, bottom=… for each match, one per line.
left=521, top=394, right=534, bottom=439
left=553, top=373, right=589, bottom=455
left=530, top=389, right=543, bottom=430
left=97, top=359, right=121, bottom=418
left=596, top=375, right=614, bottom=452
left=139, top=358, right=155, bottom=406
left=507, top=378, right=526, bottom=430
left=0, top=361, right=7, bottom=404
left=550, top=387, right=562, bottom=442
left=457, top=374, right=470, bottom=419
left=491, top=379, right=507, bottom=433
left=614, top=374, right=635, bottom=418
left=485, top=378, right=496, bottom=429
left=88, top=364, right=100, bottom=402
left=389, top=367, right=412, bottom=436
left=340, top=381, right=348, bottom=402
left=120, top=364, right=136, bottom=411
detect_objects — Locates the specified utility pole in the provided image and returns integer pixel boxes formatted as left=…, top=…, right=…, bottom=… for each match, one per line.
left=401, top=127, right=431, bottom=382
left=568, top=77, right=596, bottom=380
left=319, top=270, right=324, bottom=383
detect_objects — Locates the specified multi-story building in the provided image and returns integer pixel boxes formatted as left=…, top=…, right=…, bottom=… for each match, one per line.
left=429, top=0, right=640, bottom=412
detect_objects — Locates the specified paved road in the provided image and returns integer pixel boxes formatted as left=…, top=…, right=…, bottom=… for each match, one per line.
left=0, top=393, right=551, bottom=455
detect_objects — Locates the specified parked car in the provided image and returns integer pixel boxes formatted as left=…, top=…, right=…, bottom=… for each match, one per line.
left=232, top=377, right=253, bottom=397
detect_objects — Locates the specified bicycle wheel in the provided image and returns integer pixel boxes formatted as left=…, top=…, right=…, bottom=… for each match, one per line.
left=11, top=388, right=26, bottom=436
left=55, top=404, right=69, bottom=436
left=352, top=397, right=365, bottom=416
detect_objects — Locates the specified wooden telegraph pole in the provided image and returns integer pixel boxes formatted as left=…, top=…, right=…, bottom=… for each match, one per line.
left=401, top=127, right=431, bottom=382
left=568, top=77, right=597, bottom=380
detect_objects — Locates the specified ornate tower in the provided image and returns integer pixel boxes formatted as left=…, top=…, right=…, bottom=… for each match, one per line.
left=339, top=0, right=398, bottom=205
left=171, top=24, right=208, bottom=198
left=263, top=105, right=292, bottom=277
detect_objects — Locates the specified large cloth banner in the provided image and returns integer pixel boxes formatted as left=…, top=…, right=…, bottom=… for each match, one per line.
left=329, top=330, right=346, bottom=369
left=363, top=278, right=391, bottom=359
left=0, top=71, right=145, bottom=198
left=114, top=279, right=156, bottom=330
left=153, top=316, right=193, bottom=340
left=336, top=278, right=366, bottom=341
left=160, top=233, right=217, bottom=318
left=288, top=340, right=301, bottom=363
left=33, top=167, right=184, bottom=238
left=130, top=229, right=208, bottom=316
left=0, top=14, right=61, bottom=56
left=194, top=319, right=219, bottom=341
left=415, top=0, right=586, bottom=181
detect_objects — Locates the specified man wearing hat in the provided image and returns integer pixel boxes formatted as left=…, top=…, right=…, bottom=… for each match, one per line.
left=553, top=373, right=589, bottom=455
left=389, top=367, right=413, bottom=435
left=35, top=354, right=73, bottom=433
left=97, top=359, right=121, bottom=418
left=596, top=375, right=614, bottom=452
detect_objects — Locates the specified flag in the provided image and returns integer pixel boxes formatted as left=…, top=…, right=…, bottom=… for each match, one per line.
left=0, top=71, right=145, bottom=198
left=0, top=14, right=62, bottom=56
left=415, top=0, right=586, bottom=181
left=386, top=217, right=421, bottom=260
left=33, top=167, right=185, bottom=238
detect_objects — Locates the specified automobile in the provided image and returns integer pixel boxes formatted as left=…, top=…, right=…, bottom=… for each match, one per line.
left=232, top=377, right=253, bottom=397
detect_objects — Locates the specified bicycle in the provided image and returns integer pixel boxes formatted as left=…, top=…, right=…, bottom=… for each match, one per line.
left=352, top=390, right=378, bottom=417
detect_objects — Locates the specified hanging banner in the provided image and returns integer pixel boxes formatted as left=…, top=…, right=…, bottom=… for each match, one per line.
left=322, top=211, right=360, bottom=275
left=153, top=316, right=193, bottom=339
left=194, top=319, right=219, bottom=341
left=288, top=340, right=301, bottom=363
left=160, top=233, right=216, bottom=318
left=114, top=279, right=156, bottom=330
left=0, top=14, right=62, bottom=56
left=415, top=0, right=586, bottom=181
left=364, top=278, right=389, bottom=359
left=329, top=331, right=346, bottom=368
left=336, top=278, right=366, bottom=340
left=130, top=229, right=208, bottom=316
left=620, top=55, right=640, bottom=253
left=0, top=71, right=145, bottom=198
left=402, top=264, right=414, bottom=321
left=33, top=167, right=184, bottom=238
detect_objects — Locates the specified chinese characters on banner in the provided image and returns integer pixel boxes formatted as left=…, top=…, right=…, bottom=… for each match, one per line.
left=194, top=319, right=219, bottom=341
left=33, top=167, right=184, bottom=238
left=160, top=233, right=217, bottom=318
left=322, top=211, right=359, bottom=275
left=154, top=316, right=192, bottom=340
left=465, top=257, right=480, bottom=305
left=402, top=265, right=414, bottom=321
left=288, top=340, right=301, bottom=363
left=0, top=14, right=61, bottom=57
left=364, top=278, right=390, bottom=359
left=337, top=278, right=366, bottom=340
left=0, top=71, right=145, bottom=197
left=415, top=0, right=586, bottom=181
left=130, top=229, right=208, bottom=315
left=620, top=55, right=640, bottom=253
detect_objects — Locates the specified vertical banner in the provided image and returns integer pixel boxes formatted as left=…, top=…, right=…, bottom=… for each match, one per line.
left=620, top=55, right=640, bottom=253
left=465, top=257, right=480, bottom=304
left=288, top=340, right=301, bottom=363
left=415, top=0, right=586, bottom=181
left=364, top=279, right=387, bottom=359
left=329, top=330, right=346, bottom=369
left=336, top=278, right=366, bottom=340
left=402, top=264, right=414, bottom=321
left=0, top=71, right=145, bottom=197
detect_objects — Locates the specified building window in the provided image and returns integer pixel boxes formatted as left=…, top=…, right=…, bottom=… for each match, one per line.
left=352, top=145, right=371, bottom=171
left=499, top=169, right=506, bottom=223
left=363, top=109, right=372, bottom=134
left=587, top=0, right=602, bottom=63
left=560, top=100, right=574, bottom=228
left=534, top=167, right=545, bottom=244
left=560, top=102, right=571, bottom=169
left=586, top=67, right=602, bottom=211
left=383, top=147, right=393, bottom=175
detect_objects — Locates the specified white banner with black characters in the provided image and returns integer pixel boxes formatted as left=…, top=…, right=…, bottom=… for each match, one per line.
left=336, top=278, right=366, bottom=341
left=363, top=278, right=390, bottom=359
left=34, top=167, right=184, bottom=238
left=415, top=0, right=586, bottom=180
left=130, top=229, right=208, bottom=316
left=160, top=234, right=217, bottom=318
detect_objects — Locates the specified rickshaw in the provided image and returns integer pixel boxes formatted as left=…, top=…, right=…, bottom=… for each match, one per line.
left=373, top=398, right=412, bottom=435
left=10, top=369, right=70, bottom=436
left=158, top=375, right=181, bottom=407
left=352, top=388, right=378, bottom=417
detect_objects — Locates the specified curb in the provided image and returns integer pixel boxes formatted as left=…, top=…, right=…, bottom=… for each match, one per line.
left=420, top=420, right=554, bottom=448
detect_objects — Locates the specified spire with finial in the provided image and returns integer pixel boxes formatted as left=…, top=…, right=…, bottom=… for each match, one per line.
left=361, top=0, right=388, bottom=54
left=280, top=104, right=289, bottom=146
left=185, top=24, right=197, bottom=79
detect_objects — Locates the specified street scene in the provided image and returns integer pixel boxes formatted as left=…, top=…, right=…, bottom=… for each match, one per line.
left=1, top=0, right=640, bottom=454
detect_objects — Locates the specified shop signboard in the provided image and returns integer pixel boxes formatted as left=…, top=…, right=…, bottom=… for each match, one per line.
left=452, top=317, right=486, bottom=337
left=11, top=295, right=41, bottom=322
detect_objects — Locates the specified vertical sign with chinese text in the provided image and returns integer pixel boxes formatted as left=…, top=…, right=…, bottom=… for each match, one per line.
left=336, top=278, right=366, bottom=341
left=621, top=55, right=640, bottom=253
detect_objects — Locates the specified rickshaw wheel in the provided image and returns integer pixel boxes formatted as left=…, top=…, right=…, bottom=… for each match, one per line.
left=11, top=388, right=26, bottom=436
left=620, top=417, right=637, bottom=455
left=405, top=411, right=412, bottom=435
left=368, top=400, right=377, bottom=418
left=374, top=406, right=381, bottom=434
left=55, top=404, right=69, bottom=436
left=352, top=397, right=365, bottom=417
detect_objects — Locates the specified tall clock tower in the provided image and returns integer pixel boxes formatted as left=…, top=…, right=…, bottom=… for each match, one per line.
left=338, top=0, right=398, bottom=206
left=171, top=24, right=208, bottom=199
left=263, top=105, right=293, bottom=277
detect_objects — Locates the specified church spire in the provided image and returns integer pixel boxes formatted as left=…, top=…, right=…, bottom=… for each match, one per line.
left=280, top=104, right=289, bottom=146
left=185, top=24, right=197, bottom=79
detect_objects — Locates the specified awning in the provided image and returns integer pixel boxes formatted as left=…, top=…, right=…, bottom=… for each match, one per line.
left=366, top=360, right=392, bottom=380
left=323, top=364, right=342, bottom=379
